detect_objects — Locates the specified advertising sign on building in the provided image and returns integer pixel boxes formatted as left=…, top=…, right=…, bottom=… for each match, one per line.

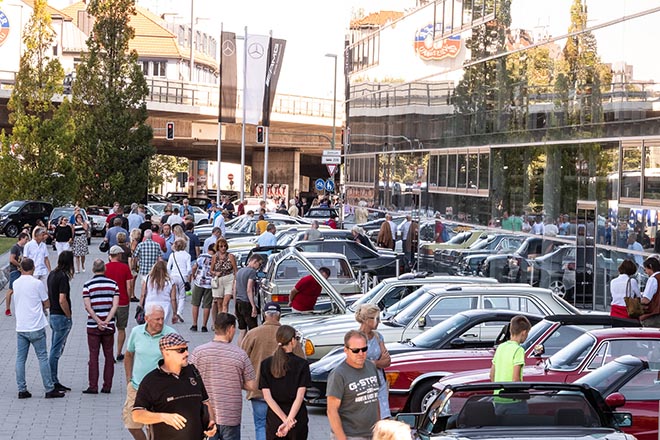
left=413, top=23, right=461, bottom=61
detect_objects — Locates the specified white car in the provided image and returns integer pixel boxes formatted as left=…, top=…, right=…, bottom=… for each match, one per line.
left=147, top=203, right=209, bottom=226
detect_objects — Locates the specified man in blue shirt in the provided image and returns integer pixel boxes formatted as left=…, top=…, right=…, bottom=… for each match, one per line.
left=256, top=223, right=277, bottom=247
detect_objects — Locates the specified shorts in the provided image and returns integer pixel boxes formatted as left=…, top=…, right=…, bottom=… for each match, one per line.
left=212, top=273, right=235, bottom=299
left=123, top=382, right=143, bottom=430
left=115, top=305, right=129, bottom=330
left=191, top=284, right=213, bottom=309
left=235, top=300, right=258, bottom=331
left=9, top=270, right=20, bottom=289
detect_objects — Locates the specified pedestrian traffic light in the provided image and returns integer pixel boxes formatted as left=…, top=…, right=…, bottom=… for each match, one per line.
left=166, top=122, right=174, bottom=140
left=256, top=125, right=264, bottom=144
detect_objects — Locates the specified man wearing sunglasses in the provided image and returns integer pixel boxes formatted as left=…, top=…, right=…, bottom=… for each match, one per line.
left=327, top=330, right=380, bottom=440
left=133, top=333, right=217, bottom=440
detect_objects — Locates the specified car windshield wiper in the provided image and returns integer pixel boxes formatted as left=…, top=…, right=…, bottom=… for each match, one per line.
left=407, top=340, right=416, bottom=347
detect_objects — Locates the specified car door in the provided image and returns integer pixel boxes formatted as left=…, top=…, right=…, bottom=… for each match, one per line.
left=617, top=369, right=660, bottom=440
left=403, top=296, right=479, bottom=341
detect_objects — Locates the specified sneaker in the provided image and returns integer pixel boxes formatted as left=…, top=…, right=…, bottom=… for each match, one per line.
left=177, top=314, right=185, bottom=323
left=82, top=268, right=86, bottom=273
left=190, top=325, right=198, bottom=332
left=45, top=390, right=65, bottom=399
left=82, top=388, right=98, bottom=395
left=54, top=383, right=71, bottom=392
left=201, top=326, right=208, bottom=333
left=18, top=391, right=31, bottom=399
left=5, top=309, right=11, bottom=316
left=101, top=388, right=111, bottom=394
left=116, top=353, right=125, bottom=361
left=130, top=297, right=140, bottom=302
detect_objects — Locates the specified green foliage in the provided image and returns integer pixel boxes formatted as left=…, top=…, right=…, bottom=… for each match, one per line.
left=149, top=155, right=188, bottom=192
left=0, top=0, right=77, bottom=206
left=72, top=0, right=154, bottom=205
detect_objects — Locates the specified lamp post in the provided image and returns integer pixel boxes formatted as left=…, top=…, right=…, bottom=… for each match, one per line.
left=325, top=53, right=338, bottom=149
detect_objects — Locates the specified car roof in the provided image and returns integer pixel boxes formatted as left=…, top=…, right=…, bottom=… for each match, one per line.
left=381, top=274, right=498, bottom=284
left=299, top=251, right=350, bottom=260
left=543, top=314, right=639, bottom=326
left=426, top=284, right=556, bottom=295
left=458, top=308, right=544, bottom=320
left=587, top=327, right=655, bottom=339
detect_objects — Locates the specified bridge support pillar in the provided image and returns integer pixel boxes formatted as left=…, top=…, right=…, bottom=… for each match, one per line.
left=251, top=149, right=301, bottom=200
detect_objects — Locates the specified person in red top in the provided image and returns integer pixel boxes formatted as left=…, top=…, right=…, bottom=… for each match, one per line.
left=148, top=224, right=167, bottom=252
left=289, top=267, right=331, bottom=312
left=105, top=245, right=134, bottom=362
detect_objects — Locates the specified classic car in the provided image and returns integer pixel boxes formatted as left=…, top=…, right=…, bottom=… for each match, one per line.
left=419, top=230, right=485, bottom=271
left=433, top=234, right=523, bottom=274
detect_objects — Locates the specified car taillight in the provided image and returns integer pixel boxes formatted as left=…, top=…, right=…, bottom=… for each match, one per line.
left=272, top=294, right=289, bottom=303
left=304, top=339, right=315, bottom=356
left=385, top=371, right=400, bottom=387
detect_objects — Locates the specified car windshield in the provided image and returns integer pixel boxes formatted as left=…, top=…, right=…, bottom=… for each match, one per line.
left=575, top=359, right=639, bottom=395
left=348, top=282, right=388, bottom=312
left=547, top=333, right=597, bottom=371
left=306, top=257, right=354, bottom=280
left=420, top=387, right=603, bottom=434
left=392, top=291, right=434, bottom=327
left=410, top=314, right=470, bottom=348
left=385, top=287, right=429, bottom=318
left=521, top=320, right=554, bottom=350
left=0, top=201, right=23, bottom=213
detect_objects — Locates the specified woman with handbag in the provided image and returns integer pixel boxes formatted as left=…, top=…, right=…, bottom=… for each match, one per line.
left=128, top=228, right=142, bottom=302
left=72, top=213, right=89, bottom=273
left=641, top=257, right=660, bottom=327
left=210, top=237, right=237, bottom=315
left=141, top=260, right=177, bottom=325
left=609, top=259, right=640, bottom=318
left=167, top=238, right=192, bottom=324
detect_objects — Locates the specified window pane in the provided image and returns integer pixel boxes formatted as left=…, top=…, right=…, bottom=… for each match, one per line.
left=468, top=153, right=478, bottom=189
left=438, top=154, right=447, bottom=187
left=457, top=154, right=467, bottom=188
left=448, top=154, right=457, bottom=187
left=479, top=153, right=489, bottom=189
left=644, top=142, right=660, bottom=200
left=429, top=155, right=439, bottom=186
left=622, top=141, right=642, bottom=199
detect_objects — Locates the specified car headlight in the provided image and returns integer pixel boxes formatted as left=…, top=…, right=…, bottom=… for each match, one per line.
left=0, top=214, right=7, bottom=221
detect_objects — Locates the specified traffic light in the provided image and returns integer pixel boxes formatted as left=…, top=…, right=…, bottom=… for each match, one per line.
left=256, top=125, right=264, bottom=144
left=166, top=122, right=174, bottom=140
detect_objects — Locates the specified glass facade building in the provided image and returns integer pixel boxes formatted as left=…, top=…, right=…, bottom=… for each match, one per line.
left=344, top=0, right=660, bottom=310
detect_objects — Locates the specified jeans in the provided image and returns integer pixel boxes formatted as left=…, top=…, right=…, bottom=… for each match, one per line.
left=251, top=399, right=268, bottom=440
left=210, top=424, right=241, bottom=440
left=49, top=314, right=72, bottom=384
left=16, top=328, right=54, bottom=393
left=86, top=327, right=115, bottom=391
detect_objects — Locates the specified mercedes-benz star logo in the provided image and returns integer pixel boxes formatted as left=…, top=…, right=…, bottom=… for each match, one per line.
left=248, top=42, right=265, bottom=59
left=222, top=40, right=235, bottom=57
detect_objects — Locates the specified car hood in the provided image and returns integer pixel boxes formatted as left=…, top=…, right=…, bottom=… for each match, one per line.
left=424, top=428, right=630, bottom=440
left=302, top=321, right=406, bottom=345
left=390, top=348, right=496, bottom=370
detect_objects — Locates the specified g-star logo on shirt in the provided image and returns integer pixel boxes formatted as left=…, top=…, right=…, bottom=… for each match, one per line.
left=348, top=375, right=378, bottom=392
left=190, top=377, right=197, bottom=386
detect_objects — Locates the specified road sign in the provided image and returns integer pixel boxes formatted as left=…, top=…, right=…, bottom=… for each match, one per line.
left=315, top=178, right=325, bottom=191
left=322, top=156, right=341, bottom=164
left=326, top=164, right=337, bottom=176
left=228, top=173, right=234, bottom=181
left=325, top=179, right=335, bottom=192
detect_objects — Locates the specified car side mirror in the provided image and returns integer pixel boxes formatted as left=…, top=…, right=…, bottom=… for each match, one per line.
left=605, top=392, right=626, bottom=409
left=612, top=412, right=632, bottom=428
left=417, top=316, right=426, bottom=328
left=395, top=412, right=420, bottom=428
left=449, top=338, right=465, bottom=348
left=532, top=344, right=545, bottom=357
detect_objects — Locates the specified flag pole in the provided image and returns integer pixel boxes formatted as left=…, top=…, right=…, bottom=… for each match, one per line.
left=240, top=26, right=248, bottom=202
left=262, top=30, right=272, bottom=203
left=216, top=23, right=223, bottom=206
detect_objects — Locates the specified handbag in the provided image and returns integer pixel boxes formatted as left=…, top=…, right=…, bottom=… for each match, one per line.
left=99, top=240, right=109, bottom=253
left=135, top=305, right=145, bottom=325
left=172, top=253, right=191, bottom=291
left=624, top=276, right=643, bottom=319
left=211, top=276, right=220, bottom=289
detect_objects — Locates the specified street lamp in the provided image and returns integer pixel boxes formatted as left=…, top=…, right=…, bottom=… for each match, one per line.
left=325, top=53, right=338, bottom=149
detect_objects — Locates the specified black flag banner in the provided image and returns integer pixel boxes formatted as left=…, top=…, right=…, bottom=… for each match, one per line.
left=219, top=31, right=237, bottom=123
left=261, top=38, right=286, bottom=127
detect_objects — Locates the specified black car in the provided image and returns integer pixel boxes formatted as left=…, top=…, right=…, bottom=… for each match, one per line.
left=434, top=234, right=524, bottom=274
left=401, top=382, right=634, bottom=439
left=306, top=309, right=543, bottom=406
left=0, top=200, right=53, bottom=237
left=294, top=239, right=404, bottom=279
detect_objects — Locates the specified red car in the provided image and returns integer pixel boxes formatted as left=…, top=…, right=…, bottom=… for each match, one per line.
left=575, top=355, right=660, bottom=440
left=386, top=315, right=638, bottom=413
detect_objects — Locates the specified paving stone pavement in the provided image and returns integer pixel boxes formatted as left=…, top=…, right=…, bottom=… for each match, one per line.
left=0, top=238, right=333, bottom=439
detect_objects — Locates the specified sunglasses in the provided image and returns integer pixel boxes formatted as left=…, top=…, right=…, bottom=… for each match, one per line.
left=347, top=346, right=368, bottom=354
left=167, top=346, right=188, bottom=353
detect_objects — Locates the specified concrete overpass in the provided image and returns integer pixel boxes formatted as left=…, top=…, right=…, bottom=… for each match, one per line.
left=0, top=77, right=341, bottom=196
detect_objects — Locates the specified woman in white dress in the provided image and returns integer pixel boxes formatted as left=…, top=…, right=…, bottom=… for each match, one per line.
left=140, top=260, right=177, bottom=325
left=167, top=238, right=191, bottom=323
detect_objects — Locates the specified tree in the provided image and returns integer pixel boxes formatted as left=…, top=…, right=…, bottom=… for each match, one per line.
left=71, top=0, right=153, bottom=205
left=0, top=0, right=76, bottom=205
left=149, top=155, right=188, bottom=193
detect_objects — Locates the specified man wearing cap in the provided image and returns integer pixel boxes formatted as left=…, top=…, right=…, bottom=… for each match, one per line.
left=123, top=305, right=175, bottom=440
left=105, top=245, right=133, bottom=362
left=241, top=302, right=305, bottom=440
left=133, top=333, right=217, bottom=440
left=190, top=313, right=256, bottom=440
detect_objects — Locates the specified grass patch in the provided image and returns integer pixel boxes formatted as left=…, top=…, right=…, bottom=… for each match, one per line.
left=0, top=237, right=14, bottom=255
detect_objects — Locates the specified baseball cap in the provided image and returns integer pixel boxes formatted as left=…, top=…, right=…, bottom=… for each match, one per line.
left=159, top=333, right=188, bottom=350
left=109, top=245, right=124, bottom=255
left=263, top=302, right=281, bottom=313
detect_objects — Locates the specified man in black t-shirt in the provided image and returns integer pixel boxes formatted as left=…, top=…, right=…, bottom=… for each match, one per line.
left=47, top=251, right=74, bottom=393
left=133, top=333, right=217, bottom=440
left=5, top=233, right=29, bottom=316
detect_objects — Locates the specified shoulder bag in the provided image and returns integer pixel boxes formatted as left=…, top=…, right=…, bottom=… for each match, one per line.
left=99, top=240, right=110, bottom=253
left=173, top=253, right=191, bottom=292
left=624, top=276, right=643, bottom=319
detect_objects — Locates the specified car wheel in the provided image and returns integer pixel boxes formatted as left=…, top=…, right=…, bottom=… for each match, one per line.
left=5, top=223, right=18, bottom=238
left=549, top=279, right=566, bottom=297
left=409, top=379, right=440, bottom=413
